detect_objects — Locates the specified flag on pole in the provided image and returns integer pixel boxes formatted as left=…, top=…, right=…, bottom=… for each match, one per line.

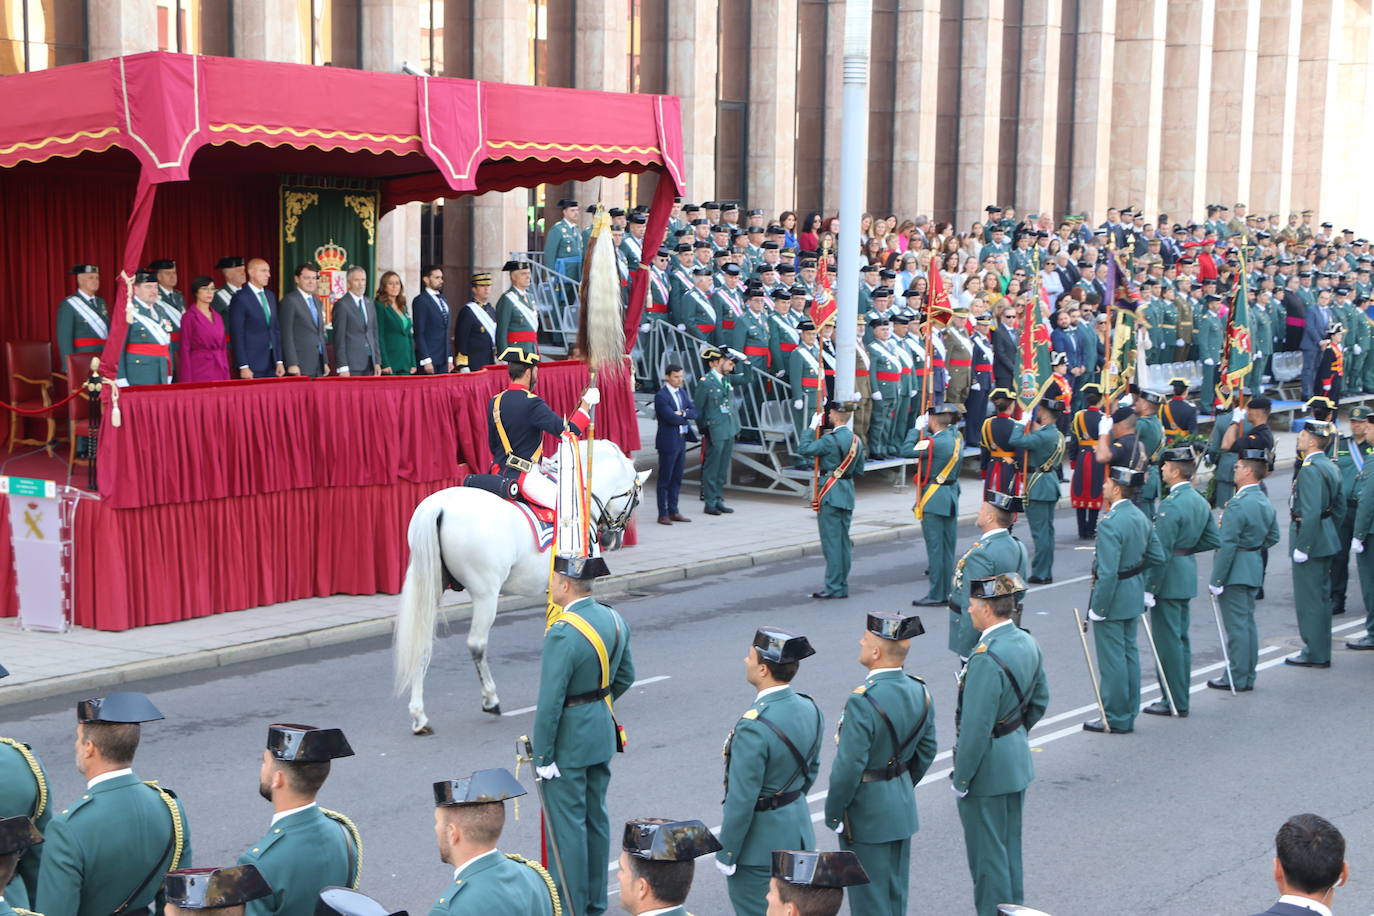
left=1221, top=250, right=1253, bottom=389
left=1017, top=282, right=1053, bottom=410
left=1100, top=252, right=1139, bottom=399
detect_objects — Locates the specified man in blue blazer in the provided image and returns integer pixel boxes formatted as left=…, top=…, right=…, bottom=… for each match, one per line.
left=230, top=258, right=285, bottom=378
left=412, top=263, right=454, bottom=373
left=1247, top=813, right=1347, bottom=916
left=655, top=364, right=697, bottom=525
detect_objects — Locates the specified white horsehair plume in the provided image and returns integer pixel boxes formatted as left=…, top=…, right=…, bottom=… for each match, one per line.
left=579, top=204, right=627, bottom=380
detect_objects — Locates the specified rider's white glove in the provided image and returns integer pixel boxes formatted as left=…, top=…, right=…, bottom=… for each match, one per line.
left=583, top=387, right=601, bottom=406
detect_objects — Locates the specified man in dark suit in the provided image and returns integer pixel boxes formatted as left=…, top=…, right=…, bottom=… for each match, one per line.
left=332, top=266, right=382, bottom=376
left=1300, top=289, right=1332, bottom=398
left=454, top=272, right=497, bottom=371
left=1247, top=813, right=1347, bottom=916
left=280, top=262, right=328, bottom=377
left=654, top=364, right=696, bottom=525
left=229, top=257, right=285, bottom=378
left=992, top=304, right=1019, bottom=391
left=412, top=263, right=453, bottom=374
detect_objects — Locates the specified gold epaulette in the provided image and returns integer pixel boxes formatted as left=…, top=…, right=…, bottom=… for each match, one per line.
left=741, top=709, right=759, bottom=721
left=507, top=853, right=562, bottom=916
left=851, top=685, right=867, bottom=695
left=321, top=809, right=363, bottom=889
left=974, top=644, right=988, bottom=654
left=0, top=738, right=47, bottom=818
left=912, top=674, right=926, bottom=684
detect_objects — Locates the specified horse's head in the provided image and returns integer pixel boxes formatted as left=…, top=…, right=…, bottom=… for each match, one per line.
left=586, top=439, right=650, bottom=550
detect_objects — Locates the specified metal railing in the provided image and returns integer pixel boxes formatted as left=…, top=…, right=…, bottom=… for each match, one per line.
left=511, top=250, right=578, bottom=358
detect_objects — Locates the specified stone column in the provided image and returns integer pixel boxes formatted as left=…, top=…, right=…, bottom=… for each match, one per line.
left=666, top=0, right=720, bottom=202
left=232, top=0, right=305, bottom=63
left=1070, top=0, right=1116, bottom=217
left=574, top=0, right=630, bottom=208
left=1110, top=0, right=1167, bottom=217
left=1249, top=0, right=1303, bottom=217
left=88, top=0, right=157, bottom=60
left=1208, top=0, right=1260, bottom=207
left=747, top=0, right=800, bottom=216
left=956, top=0, right=1006, bottom=229
left=1015, top=0, right=1061, bottom=217
left=1293, top=0, right=1343, bottom=214
left=892, top=0, right=943, bottom=219
left=1331, top=1, right=1372, bottom=228
left=1158, top=0, right=1214, bottom=219
left=821, top=0, right=847, bottom=215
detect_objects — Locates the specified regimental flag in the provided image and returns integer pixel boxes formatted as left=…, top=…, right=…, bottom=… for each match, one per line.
left=1017, top=283, right=1053, bottom=411
left=1222, top=249, right=1253, bottom=388
left=928, top=262, right=953, bottom=324
left=1101, top=252, right=1139, bottom=399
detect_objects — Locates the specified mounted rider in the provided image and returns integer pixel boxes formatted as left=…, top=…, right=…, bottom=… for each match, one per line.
left=488, top=347, right=598, bottom=509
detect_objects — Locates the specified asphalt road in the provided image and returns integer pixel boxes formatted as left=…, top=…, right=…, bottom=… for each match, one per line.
left=8, top=506, right=1374, bottom=916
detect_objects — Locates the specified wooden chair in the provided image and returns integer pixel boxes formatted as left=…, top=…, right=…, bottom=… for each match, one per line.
left=65, top=353, right=94, bottom=467
left=5, top=341, right=55, bottom=452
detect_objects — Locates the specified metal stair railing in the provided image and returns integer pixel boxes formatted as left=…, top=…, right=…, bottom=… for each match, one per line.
left=511, top=250, right=578, bottom=358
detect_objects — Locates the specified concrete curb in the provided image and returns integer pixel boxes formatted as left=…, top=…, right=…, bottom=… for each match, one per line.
left=1, top=454, right=1297, bottom=708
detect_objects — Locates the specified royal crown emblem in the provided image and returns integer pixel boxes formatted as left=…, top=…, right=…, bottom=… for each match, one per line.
left=315, top=240, right=348, bottom=272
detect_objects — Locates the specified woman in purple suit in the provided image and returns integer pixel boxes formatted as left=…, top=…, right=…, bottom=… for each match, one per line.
left=178, top=276, right=230, bottom=382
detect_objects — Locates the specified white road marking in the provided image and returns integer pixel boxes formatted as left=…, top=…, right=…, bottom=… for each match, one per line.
left=501, top=676, right=671, bottom=717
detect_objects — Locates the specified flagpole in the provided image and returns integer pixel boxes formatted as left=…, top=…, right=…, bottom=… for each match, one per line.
left=832, top=0, right=873, bottom=404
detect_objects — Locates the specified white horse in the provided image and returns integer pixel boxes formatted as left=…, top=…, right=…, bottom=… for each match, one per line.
left=393, top=439, right=650, bottom=734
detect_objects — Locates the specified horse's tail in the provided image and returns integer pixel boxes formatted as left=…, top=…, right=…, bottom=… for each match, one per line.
left=393, top=496, right=446, bottom=697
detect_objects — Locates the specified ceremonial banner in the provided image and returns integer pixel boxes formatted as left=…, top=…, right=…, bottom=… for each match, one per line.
left=279, top=181, right=379, bottom=324
left=1101, top=254, right=1138, bottom=400
left=1222, top=250, right=1253, bottom=388
left=1017, top=284, right=1053, bottom=410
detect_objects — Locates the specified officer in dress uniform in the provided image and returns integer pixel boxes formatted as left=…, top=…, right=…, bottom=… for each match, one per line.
left=486, top=348, right=594, bottom=510
left=673, top=267, right=720, bottom=344
left=1133, top=389, right=1167, bottom=520
left=617, top=819, right=721, bottom=916
left=1287, top=419, right=1343, bottom=669
left=543, top=199, right=584, bottom=280
left=429, top=769, right=557, bottom=915
left=494, top=260, right=540, bottom=358
left=952, top=573, right=1048, bottom=916
left=1345, top=407, right=1374, bottom=651
left=1207, top=449, right=1280, bottom=691
left=788, top=320, right=824, bottom=466
left=696, top=346, right=744, bottom=516
left=1329, top=407, right=1372, bottom=617
left=1195, top=294, right=1224, bottom=409
left=1009, top=398, right=1066, bottom=584
left=0, top=815, right=43, bottom=916
left=1209, top=396, right=1274, bottom=507
left=947, top=492, right=1031, bottom=661
left=1082, top=462, right=1165, bottom=735
left=453, top=272, right=497, bottom=371
left=212, top=256, right=246, bottom=316
left=1160, top=378, right=1197, bottom=444
left=237, top=725, right=360, bottom=916
left=1142, top=446, right=1220, bottom=717
left=716, top=629, right=823, bottom=916
left=55, top=265, right=108, bottom=365
left=1069, top=384, right=1106, bottom=538
left=980, top=389, right=1021, bottom=499
left=119, top=269, right=174, bottom=386
left=866, top=315, right=902, bottom=460
left=0, top=667, right=49, bottom=912
left=534, top=552, right=634, bottom=916
left=148, top=258, right=183, bottom=366
left=906, top=403, right=965, bottom=609
left=36, top=693, right=192, bottom=916
left=765, top=850, right=868, bottom=916
left=824, top=614, right=934, bottom=916
left=163, top=864, right=272, bottom=916
left=798, top=400, right=865, bottom=599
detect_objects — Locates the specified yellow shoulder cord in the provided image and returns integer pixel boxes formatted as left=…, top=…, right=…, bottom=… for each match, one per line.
left=143, top=782, right=185, bottom=871
left=14, top=908, right=43, bottom=916
left=492, top=391, right=514, bottom=456
left=321, top=809, right=363, bottom=889
left=915, top=434, right=962, bottom=520
left=1027, top=431, right=1065, bottom=494
left=506, top=853, right=563, bottom=916
left=552, top=610, right=620, bottom=726
left=1, top=738, right=47, bottom=818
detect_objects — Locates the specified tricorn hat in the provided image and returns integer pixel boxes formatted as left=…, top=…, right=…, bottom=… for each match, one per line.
left=433, top=768, right=526, bottom=806
left=266, top=724, right=355, bottom=763
left=164, top=866, right=273, bottom=910
left=985, top=490, right=1024, bottom=513
left=498, top=346, right=540, bottom=367
left=553, top=554, right=611, bottom=580
left=214, top=256, right=244, bottom=270
left=1108, top=466, right=1146, bottom=487
left=315, top=887, right=408, bottom=916
left=622, top=818, right=723, bottom=861
left=752, top=627, right=816, bottom=664
left=771, top=850, right=870, bottom=888
left=500, top=259, right=532, bottom=272
left=0, top=815, right=43, bottom=856
left=969, top=572, right=1028, bottom=600
left=865, top=613, right=925, bottom=641
left=1160, top=446, right=1196, bottom=463
left=77, top=692, right=164, bottom=724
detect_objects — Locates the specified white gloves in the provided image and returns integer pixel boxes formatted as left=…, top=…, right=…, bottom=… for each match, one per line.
left=535, top=763, right=561, bottom=780
left=872, top=391, right=884, bottom=401
left=1358, top=345, right=1365, bottom=355
left=1232, top=407, right=1245, bottom=423
left=677, top=323, right=687, bottom=331
left=583, top=387, right=601, bottom=406
left=1097, top=414, right=1112, bottom=438
left=1293, top=549, right=1309, bottom=564
left=1087, top=610, right=1107, bottom=622
left=971, top=382, right=982, bottom=391
left=793, top=399, right=805, bottom=410
left=1208, top=584, right=1224, bottom=597
left=1143, top=592, right=1156, bottom=609
left=1176, top=338, right=1186, bottom=346
left=808, top=413, right=823, bottom=430
left=832, top=823, right=845, bottom=835
left=640, top=322, right=651, bottom=333
left=460, top=366, right=471, bottom=373
left=1353, top=538, right=1365, bottom=555
left=1143, top=338, right=1153, bottom=350
left=715, top=860, right=736, bottom=877
left=951, top=784, right=969, bottom=798
left=915, top=414, right=929, bottom=431
left=1204, top=358, right=1215, bottom=366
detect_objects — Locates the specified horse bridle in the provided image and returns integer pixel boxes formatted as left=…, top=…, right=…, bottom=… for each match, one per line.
left=591, top=474, right=644, bottom=540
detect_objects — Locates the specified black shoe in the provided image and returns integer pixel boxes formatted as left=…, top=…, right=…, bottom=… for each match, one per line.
left=912, top=597, right=947, bottom=607
left=1256, top=588, right=1265, bottom=600
left=1082, top=718, right=1131, bottom=734
left=657, top=516, right=673, bottom=525
left=1332, top=603, right=1346, bottom=616
left=1142, top=701, right=1186, bottom=717
left=1347, top=636, right=1374, bottom=650
left=810, top=591, right=845, bottom=599
left=1284, top=654, right=1330, bottom=668
left=717, top=505, right=735, bottom=514
left=704, top=507, right=722, bottom=516
left=1206, top=677, right=1252, bottom=691
left=1027, top=576, right=1052, bottom=584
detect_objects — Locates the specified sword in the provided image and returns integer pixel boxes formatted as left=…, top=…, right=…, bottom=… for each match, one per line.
left=1138, top=612, right=1179, bottom=716
left=1071, top=608, right=1110, bottom=732
left=1207, top=590, right=1237, bottom=696
left=517, top=735, right=575, bottom=915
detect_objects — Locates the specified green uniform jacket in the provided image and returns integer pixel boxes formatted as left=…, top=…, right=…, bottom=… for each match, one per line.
left=1194, top=309, right=1222, bottom=360
left=1211, top=484, right=1281, bottom=586
left=238, top=806, right=357, bottom=916
left=866, top=342, right=902, bottom=399
left=1008, top=424, right=1064, bottom=502
left=543, top=219, right=584, bottom=274
left=729, top=309, right=773, bottom=372
left=0, top=740, right=50, bottom=907
left=823, top=671, right=936, bottom=843
left=1137, top=415, right=1165, bottom=500
left=901, top=426, right=961, bottom=517
left=533, top=597, right=634, bottom=769
left=951, top=623, right=1049, bottom=796
left=948, top=530, right=1029, bottom=658
left=36, top=772, right=192, bottom=916
left=717, top=687, right=822, bottom=868
left=1352, top=452, right=1374, bottom=539
left=787, top=345, right=824, bottom=409
left=1335, top=437, right=1370, bottom=502
left=118, top=302, right=173, bottom=386
left=768, top=313, right=801, bottom=373
left=55, top=295, right=109, bottom=362
left=427, top=851, right=554, bottom=916
left=796, top=426, right=865, bottom=510
left=1290, top=451, right=1343, bottom=557
left=1090, top=499, right=1166, bottom=619
left=493, top=288, right=538, bottom=355
left=694, top=371, right=742, bottom=441
left=1205, top=416, right=1252, bottom=484
left=1147, top=482, right=1221, bottom=598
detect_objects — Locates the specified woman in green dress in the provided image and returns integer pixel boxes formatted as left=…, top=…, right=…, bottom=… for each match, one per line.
left=375, top=270, right=417, bottom=374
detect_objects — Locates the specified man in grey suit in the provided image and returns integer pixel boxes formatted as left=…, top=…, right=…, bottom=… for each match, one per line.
left=332, top=265, right=381, bottom=376
left=280, top=262, right=329, bottom=377
left=1301, top=288, right=1333, bottom=398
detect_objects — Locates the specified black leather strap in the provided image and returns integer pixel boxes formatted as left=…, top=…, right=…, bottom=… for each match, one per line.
left=564, top=687, right=610, bottom=707
left=754, top=790, right=802, bottom=811
left=982, top=647, right=1036, bottom=738
left=859, top=681, right=932, bottom=780
left=752, top=695, right=821, bottom=810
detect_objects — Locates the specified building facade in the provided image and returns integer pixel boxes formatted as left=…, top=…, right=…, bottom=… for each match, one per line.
left=5, top=0, right=1374, bottom=289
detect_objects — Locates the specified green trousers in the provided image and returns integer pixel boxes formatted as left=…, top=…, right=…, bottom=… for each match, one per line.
left=869, top=398, right=896, bottom=455
left=726, top=863, right=770, bottom=916
left=921, top=511, right=957, bottom=602
left=1201, top=364, right=1217, bottom=410
left=1293, top=555, right=1334, bottom=664
left=1027, top=499, right=1056, bottom=580
left=541, top=761, right=611, bottom=916
left=841, top=836, right=911, bottom=916
left=957, top=791, right=1025, bottom=916
left=818, top=503, right=853, bottom=597
left=702, top=431, right=734, bottom=510
left=1092, top=617, right=1140, bottom=731
left=1149, top=599, right=1192, bottom=712
left=1332, top=510, right=1355, bottom=610
left=889, top=393, right=910, bottom=454
left=1357, top=550, right=1374, bottom=639
left=1365, top=348, right=1374, bottom=391
left=1217, top=585, right=1259, bottom=688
